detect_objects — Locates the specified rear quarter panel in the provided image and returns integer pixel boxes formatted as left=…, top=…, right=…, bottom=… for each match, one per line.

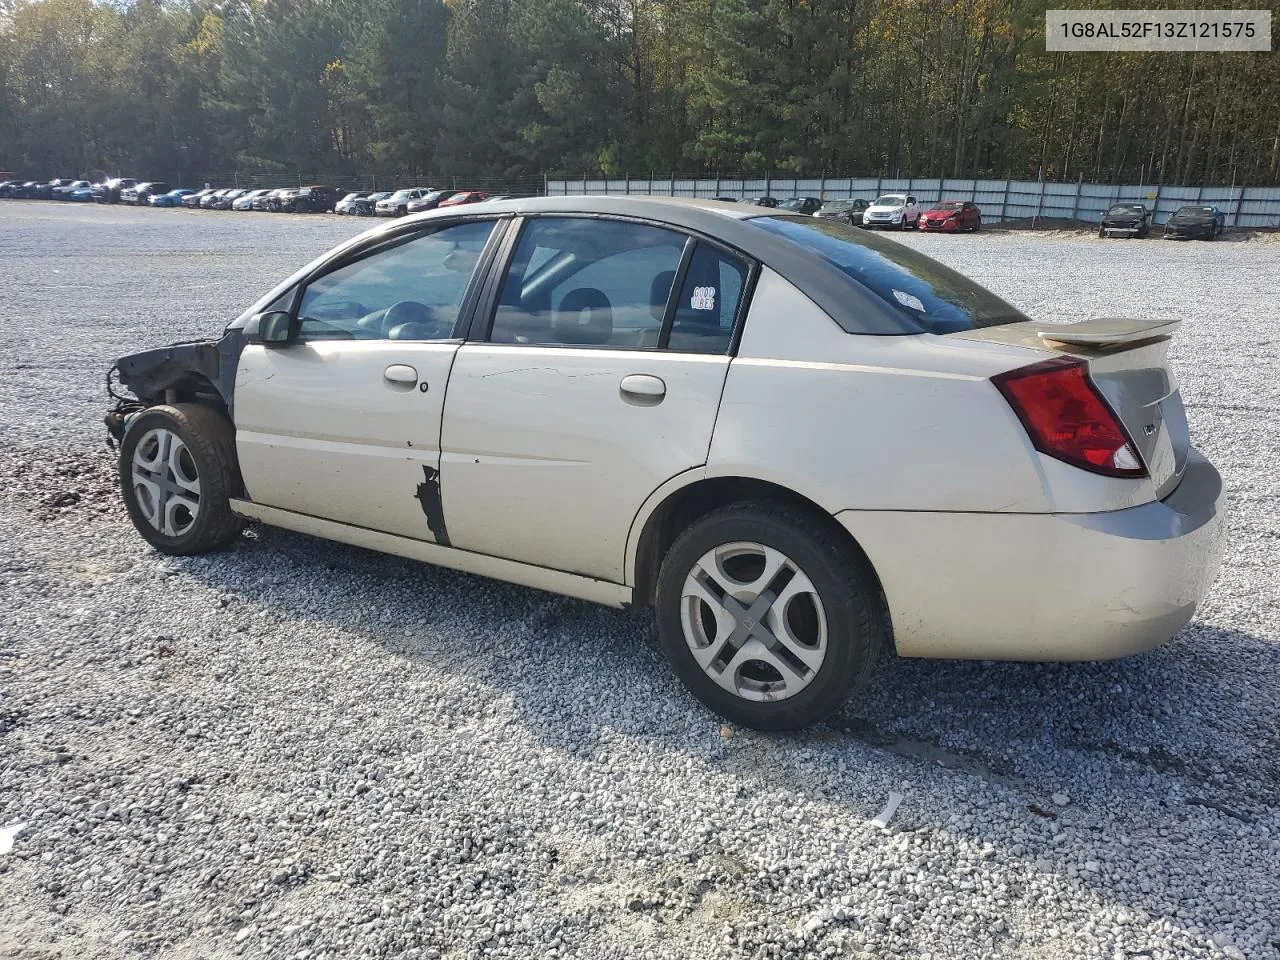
left=709, top=269, right=1158, bottom=515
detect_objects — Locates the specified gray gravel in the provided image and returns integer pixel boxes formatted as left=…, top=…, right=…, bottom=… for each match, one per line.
left=1, top=202, right=1277, bottom=960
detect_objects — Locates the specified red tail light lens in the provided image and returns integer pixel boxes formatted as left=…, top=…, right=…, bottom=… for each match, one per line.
left=993, top=357, right=1146, bottom=478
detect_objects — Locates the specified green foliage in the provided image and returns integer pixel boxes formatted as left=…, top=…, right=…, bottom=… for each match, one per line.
left=0, top=0, right=1276, bottom=183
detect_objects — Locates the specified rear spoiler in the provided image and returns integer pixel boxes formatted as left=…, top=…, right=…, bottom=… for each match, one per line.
left=1036, top=317, right=1182, bottom=348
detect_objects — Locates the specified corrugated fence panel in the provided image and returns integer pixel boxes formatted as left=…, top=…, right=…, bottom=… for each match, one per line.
left=538, top=178, right=1280, bottom=224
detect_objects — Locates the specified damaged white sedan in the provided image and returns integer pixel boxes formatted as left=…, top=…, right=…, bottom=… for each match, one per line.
left=107, top=196, right=1226, bottom=730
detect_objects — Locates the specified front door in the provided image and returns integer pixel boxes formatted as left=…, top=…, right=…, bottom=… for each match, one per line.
left=234, top=218, right=499, bottom=541
left=439, top=216, right=752, bottom=582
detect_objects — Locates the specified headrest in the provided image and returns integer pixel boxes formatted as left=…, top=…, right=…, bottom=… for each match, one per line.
left=553, top=288, right=613, bottom=344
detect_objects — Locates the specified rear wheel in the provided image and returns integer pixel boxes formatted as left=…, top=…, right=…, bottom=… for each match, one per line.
left=119, top=404, right=244, bottom=555
left=655, top=501, right=888, bottom=730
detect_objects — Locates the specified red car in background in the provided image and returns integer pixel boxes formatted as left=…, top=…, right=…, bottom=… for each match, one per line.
left=918, top=200, right=981, bottom=232
left=437, top=191, right=490, bottom=207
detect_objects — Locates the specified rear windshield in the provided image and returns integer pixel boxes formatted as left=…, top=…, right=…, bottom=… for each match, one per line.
left=750, top=216, right=1029, bottom=334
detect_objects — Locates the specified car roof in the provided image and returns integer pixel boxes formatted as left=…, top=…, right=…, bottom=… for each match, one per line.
left=233, top=195, right=910, bottom=336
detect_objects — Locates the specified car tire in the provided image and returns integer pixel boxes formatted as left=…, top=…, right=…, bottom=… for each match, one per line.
left=119, top=403, right=245, bottom=556
left=654, top=500, right=888, bottom=731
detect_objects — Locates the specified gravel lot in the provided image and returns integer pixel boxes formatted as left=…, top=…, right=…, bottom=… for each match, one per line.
left=1, top=202, right=1277, bottom=960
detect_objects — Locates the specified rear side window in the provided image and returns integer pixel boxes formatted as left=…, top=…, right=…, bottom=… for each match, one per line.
left=490, top=217, right=686, bottom=348
left=669, top=242, right=748, bottom=354
left=750, top=216, right=1027, bottom=334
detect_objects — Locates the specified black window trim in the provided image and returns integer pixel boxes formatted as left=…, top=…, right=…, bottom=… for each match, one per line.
left=285, top=214, right=511, bottom=343
left=468, top=212, right=758, bottom=356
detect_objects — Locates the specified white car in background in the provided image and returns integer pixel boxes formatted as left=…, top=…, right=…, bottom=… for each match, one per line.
left=105, top=196, right=1226, bottom=731
left=863, top=194, right=920, bottom=229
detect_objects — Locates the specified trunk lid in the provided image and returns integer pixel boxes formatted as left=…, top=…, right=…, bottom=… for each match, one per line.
left=953, top=318, right=1189, bottom=498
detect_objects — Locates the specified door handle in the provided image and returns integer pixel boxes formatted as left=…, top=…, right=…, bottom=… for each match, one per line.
left=384, top=364, right=418, bottom=386
left=620, top=374, right=666, bottom=404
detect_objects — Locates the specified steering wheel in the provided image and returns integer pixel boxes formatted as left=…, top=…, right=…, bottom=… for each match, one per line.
left=383, top=300, right=448, bottom=339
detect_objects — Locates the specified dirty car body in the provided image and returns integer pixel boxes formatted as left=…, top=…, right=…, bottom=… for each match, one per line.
left=107, top=196, right=1227, bottom=730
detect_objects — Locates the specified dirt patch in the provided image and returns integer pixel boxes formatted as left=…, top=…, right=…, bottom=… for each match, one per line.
left=0, top=446, right=123, bottom=523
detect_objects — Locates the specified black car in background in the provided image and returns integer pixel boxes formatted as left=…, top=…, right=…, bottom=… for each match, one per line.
left=210, top=188, right=247, bottom=210
left=778, top=196, right=823, bottom=215
left=0, top=180, right=27, bottom=197
left=815, top=198, right=870, bottom=224
left=405, top=189, right=457, bottom=214
left=93, top=178, right=137, bottom=203
left=1099, top=203, right=1150, bottom=238
left=285, top=185, right=341, bottom=212
left=1163, top=204, right=1225, bottom=240
left=182, top=188, right=217, bottom=208
left=346, top=191, right=389, bottom=216
left=750, top=197, right=778, bottom=207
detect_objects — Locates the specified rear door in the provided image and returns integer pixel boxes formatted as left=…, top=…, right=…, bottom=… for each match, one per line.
left=234, top=218, right=503, bottom=541
left=439, top=216, right=753, bottom=581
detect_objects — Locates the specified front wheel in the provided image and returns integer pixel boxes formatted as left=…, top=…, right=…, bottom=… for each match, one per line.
left=654, top=501, right=889, bottom=731
left=119, top=404, right=245, bottom=555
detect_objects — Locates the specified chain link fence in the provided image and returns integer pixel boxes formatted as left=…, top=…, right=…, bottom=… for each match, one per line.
left=546, top=175, right=1280, bottom=228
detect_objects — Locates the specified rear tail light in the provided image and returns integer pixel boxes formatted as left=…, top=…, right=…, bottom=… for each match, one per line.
left=993, top=357, right=1146, bottom=478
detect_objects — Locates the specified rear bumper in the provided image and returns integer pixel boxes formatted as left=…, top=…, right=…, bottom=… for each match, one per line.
left=836, top=448, right=1226, bottom=661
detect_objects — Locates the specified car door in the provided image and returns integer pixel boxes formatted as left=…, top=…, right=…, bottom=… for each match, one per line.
left=439, top=215, right=753, bottom=582
left=234, top=217, right=503, bottom=541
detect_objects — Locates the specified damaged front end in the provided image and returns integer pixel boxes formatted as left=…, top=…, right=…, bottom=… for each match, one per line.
left=104, top=329, right=245, bottom=446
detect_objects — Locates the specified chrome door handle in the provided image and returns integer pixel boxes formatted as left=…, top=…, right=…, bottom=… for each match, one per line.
left=620, top=374, right=666, bottom=404
left=384, top=364, right=418, bottom=385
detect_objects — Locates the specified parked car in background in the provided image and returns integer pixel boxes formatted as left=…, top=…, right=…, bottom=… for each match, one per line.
left=232, top=189, right=269, bottom=211
left=105, top=196, right=1225, bottom=732
left=199, top=188, right=231, bottom=209
left=150, top=188, right=195, bottom=207
left=1099, top=203, right=1150, bottom=238
left=778, top=196, right=822, bottom=215
left=52, top=180, right=91, bottom=200
left=918, top=200, right=982, bottom=232
left=405, top=190, right=457, bottom=214
left=0, top=180, right=20, bottom=197
left=93, top=178, right=137, bottom=203
left=13, top=181, right=43, bottom=199
left=31, top=179, right=72, bottom=200
left=334, top=192, right=370, bottom=215
left=862, top=194, right=920, bottom=229
left=376, top=188, right=432, bottom=217
left=348, top=191, right=389, bottom=215
left=437, top=191, right=489, bottom=208
left=267, top=189, right=298, bottom=212
left=1163, top=205, right=1225, bottom=241
left=122, top=182, right=170, bottom=205
left=285, top=185, right=341, bottom=213
left=183, top=188, right=216, bottom=208
left=815, top=198, right=870, bottom=225
left=213, top=188, right=249, bottom=210
left=251, top=189, right=286, bottom=212
left=750, top=197, right=778, bottom=207
left=69, top=183, right=96, bottom=202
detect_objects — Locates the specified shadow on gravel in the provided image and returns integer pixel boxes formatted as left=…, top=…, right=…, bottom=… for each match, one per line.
left=178, top=522, right=1279, bottom=823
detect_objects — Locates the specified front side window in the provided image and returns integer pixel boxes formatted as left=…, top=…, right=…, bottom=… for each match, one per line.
left=297, top=220, right=495, bottom=341
left=490, top=217, right=686, bottom=348
left=751, top=215, right=1028, bottom=334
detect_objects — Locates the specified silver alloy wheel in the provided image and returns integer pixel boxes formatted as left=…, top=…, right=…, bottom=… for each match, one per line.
left=130, top=428, right=201, bottom=537
left=680, top=541, right=828, bottom=702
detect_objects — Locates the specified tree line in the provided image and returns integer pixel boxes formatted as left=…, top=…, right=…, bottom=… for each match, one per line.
left=1, top=0, right=1277, bottom=185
